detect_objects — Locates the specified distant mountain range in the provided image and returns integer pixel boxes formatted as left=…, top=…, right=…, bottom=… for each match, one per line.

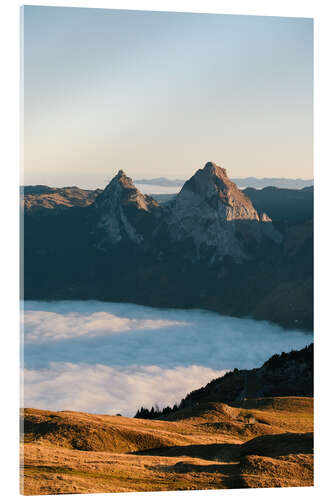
left=23, top=162, right=313, bottom=330
left=135, top=176, right=313, bottom=190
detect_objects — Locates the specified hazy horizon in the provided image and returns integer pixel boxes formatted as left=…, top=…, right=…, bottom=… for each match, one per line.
left=22, top=170, right=314, bottom=191
left=23, top=7, right=313, bottom=189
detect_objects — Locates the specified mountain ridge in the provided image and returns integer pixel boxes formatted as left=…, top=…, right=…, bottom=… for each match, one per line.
left=22, top=161, right=313, bottom=330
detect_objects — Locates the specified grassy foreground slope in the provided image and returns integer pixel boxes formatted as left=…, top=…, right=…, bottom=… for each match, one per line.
left=21, top=396, right=313, bottom=495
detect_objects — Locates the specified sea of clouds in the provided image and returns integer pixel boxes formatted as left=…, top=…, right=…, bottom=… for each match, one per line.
left=22, top=300, right=313, bottom=416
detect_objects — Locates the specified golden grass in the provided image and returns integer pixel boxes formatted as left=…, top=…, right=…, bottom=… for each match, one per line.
left=21, top=397, right=314, bottom=495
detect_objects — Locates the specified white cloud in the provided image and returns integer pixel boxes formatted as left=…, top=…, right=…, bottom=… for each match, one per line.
left=22, top=300, right=313, bottom=416
left=23, top=301, right=313, bottom=372
left=23, top=363, right=225, bottom=417
left=24, top=309, right=188, bottom=342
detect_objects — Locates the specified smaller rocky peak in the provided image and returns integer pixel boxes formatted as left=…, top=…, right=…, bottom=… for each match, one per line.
left=93, top=170, right=160, bottom=246
left=96, top=170, right=138, bottom=201
left=94, top=170, right=159, bottom=214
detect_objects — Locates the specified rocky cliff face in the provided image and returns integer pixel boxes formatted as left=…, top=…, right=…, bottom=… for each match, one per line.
left=163, top=162, right=281, bottom=262
left=93, top=170, right=159, bottom=246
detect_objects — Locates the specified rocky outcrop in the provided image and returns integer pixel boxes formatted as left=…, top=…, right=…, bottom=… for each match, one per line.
left=93, top=170, right=159, bottom=246
left=163, top=162, right=281, bottom=262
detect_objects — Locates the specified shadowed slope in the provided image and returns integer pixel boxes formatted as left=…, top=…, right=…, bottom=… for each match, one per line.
left=135, top=344, right=314, bottom=420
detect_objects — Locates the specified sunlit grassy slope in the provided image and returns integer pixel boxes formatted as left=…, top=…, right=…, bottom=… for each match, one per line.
left=21, top=396, right=313, bottom=495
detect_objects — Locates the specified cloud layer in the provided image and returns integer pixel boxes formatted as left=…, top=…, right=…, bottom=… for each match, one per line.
left=24, top=309, right=187, bottom=342
left=22, top=300, right=313, bottom=415
left=23, top=363, right=225, bottom=417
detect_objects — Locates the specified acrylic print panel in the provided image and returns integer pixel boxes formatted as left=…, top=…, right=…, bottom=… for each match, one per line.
left=21, top=4, right=314, bottom=495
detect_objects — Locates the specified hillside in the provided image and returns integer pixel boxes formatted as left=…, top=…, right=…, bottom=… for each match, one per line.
left=21, top=396, right=313, bottom=495
left=243, top=186, right=313, bottom=225
left=135, top=343, right=313, bottom=419
left=21, top=343, right=314, bottom=494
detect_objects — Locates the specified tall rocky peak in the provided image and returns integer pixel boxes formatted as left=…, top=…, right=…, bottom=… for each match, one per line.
left=181, top=161, right=260, bottom=221
left=93, top=170, right=159, bottom=246
left=165, top=161, right=281, bottom=262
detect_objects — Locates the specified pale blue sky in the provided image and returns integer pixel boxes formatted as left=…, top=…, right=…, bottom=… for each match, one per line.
left=22, top=6, right=313, bottom=188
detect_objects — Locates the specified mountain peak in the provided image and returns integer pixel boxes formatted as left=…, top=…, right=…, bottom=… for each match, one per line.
left=203, top=161, right=227, bottom=178
left=164, top=161, right=281, bottom=262
left=95, top=170, right=158, bottom=211
left=113, top=170, right=136, bottom=190
left=93, top=170, right=159, bottom=245
left=180, top=161, right=258, bottom=218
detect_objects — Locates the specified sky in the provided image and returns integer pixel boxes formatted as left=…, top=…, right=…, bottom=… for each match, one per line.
left=22, top=6, right=313, bottom=189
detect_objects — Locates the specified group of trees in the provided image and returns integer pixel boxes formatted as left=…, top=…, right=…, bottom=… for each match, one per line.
left=134, top=367, right=243, bottom=420
left=134, top=403, right=181, bottom=419
left=263, top=343, right=313, bottom=370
